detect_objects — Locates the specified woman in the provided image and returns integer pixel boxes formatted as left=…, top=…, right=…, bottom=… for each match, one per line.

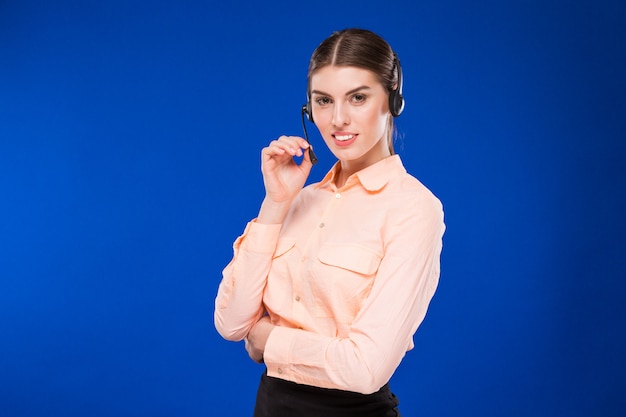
left=214, top=28, right=445, bottom=416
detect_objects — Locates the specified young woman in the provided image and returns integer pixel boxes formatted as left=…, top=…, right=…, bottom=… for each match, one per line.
left=215, top=28, right=445, bottom=417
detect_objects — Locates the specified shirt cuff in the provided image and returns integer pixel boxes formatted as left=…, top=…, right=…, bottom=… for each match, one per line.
left=264, top=325, right=333, bottom=388
left=264, top=325, right=296, bottom=380
left=239, top=220, right=282, bottom=254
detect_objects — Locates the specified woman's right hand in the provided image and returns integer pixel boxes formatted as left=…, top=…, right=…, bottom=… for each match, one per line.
left=257, top=136, right=313, bottom=224
left=260, top=135, right=313, bottom=203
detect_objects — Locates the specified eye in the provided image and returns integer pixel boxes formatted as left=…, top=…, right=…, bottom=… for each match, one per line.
left=350, top=93, right=367, bottom=104
left=314, top=96, right=332, bottom=106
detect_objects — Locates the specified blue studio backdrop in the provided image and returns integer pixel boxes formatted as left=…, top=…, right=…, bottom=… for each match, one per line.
left=1, top=1, right=625, bottom=416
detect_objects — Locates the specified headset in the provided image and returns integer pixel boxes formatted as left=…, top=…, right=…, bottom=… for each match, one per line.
left=388, top=53, right=405, bottom=117
left=300, top=53, right=404, bottom=165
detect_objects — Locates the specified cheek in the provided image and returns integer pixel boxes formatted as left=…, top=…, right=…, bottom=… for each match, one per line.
left=313, top=111, right=334, bottom=135
left=366, top=110, right=389, bottom=136
left=313, top=108, right=331, bottom=125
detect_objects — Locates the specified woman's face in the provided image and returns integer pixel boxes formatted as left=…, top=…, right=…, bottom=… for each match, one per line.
left=310, top=65, right=391, bottom=170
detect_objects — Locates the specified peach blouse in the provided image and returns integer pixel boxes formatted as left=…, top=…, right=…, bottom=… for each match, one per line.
left=215, top=155, right=445, bottom=394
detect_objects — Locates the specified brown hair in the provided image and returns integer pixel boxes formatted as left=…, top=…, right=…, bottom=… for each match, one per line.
left=307, top=28, right=401, bottom=154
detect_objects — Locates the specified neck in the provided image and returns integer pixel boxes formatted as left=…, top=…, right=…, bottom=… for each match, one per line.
left=334, top=128, right=392, bottom=188
left=335, top=154, right=391, bottom=189
left=335, top=161, right=364, bottom=188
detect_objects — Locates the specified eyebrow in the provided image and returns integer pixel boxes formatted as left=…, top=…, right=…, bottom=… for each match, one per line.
left=310, top=85, right=372, bottom=97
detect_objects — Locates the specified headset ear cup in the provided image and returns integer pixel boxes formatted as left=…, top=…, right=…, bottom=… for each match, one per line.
left=389, top=91, right=405, bottom=117
left=389, top=53, right=405, bottom=117
left=306, top=100, right=313, bottom=122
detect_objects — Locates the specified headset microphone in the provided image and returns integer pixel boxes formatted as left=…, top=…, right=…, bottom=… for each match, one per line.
left=301, top=104, right=318, bottom=165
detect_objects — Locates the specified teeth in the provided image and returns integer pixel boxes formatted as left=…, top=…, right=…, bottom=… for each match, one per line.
left=335, top=134, right=354, bottom=141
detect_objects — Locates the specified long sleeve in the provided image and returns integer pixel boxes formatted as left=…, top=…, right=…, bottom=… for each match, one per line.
left=214, top=155, right=445, bottom=395
left=214, top=220, right=282, bottom=341
left=262, top=192, right=445, bottom=394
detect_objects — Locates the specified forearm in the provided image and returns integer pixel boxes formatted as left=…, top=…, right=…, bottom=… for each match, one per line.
left=262, top=326, right=398, bottom=395
left=214, top=221, right=281, bottom=341
left=257, top=197, right=292, bottom=225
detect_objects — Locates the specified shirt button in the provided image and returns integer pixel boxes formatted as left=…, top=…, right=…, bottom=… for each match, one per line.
left=277, top=368, right=283, bottom=374
left=319, top=222, right=325, bottom=228
left=335, top=193, right=341, bottom=199
left=295, top=295, right=300, bottom=302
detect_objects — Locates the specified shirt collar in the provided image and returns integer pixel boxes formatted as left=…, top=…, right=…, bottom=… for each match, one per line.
left=316, top=154, right=406, bottom=192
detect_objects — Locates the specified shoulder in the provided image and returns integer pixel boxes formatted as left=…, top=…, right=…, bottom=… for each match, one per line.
left=376, top=156, right=443, bottom=210
left=391, top=171, right=442, bottom=211
left=379, top=176, right=444, bottom=243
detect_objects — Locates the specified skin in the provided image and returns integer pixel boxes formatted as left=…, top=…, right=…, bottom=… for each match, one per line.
left=309, top=65, right=392, bottom=188
left=245, top=65, right=393, bottom=363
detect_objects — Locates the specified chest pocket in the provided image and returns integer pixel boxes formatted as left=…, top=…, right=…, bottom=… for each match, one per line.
left=318, top=243, right=382, bottom=275
left=312, top=243, right=383, bottom=321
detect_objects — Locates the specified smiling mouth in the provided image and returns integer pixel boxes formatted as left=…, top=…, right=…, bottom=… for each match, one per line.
left=332, top=133, right=357, bottom=147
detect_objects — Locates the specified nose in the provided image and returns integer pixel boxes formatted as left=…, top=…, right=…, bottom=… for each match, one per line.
left=331, top=102, right=350, bottom=126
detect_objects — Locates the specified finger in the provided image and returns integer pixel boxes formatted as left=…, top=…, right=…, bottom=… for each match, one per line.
left=263, top=140, right=299, bottom=160
left=244, top=338, right=251, bottom=358
left=262, top=141, right=288, bottom=156
left=277, top=136, right=310, bottom=157
left=288, top=136, right=313, bottom=158
left=299, top=147, right=315, bottom=172
left=261, top=148, right=293, bottom=168
left=244, top=339, right=260, bottom=362
left=293, top=136, right=311, bottom=151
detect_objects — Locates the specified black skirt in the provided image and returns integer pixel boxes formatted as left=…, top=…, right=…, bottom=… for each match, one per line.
left=253, top=371, right=401, bottom=417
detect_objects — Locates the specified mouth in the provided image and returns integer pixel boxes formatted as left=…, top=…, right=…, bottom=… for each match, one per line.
left=332, top=133, right=357, bottom=147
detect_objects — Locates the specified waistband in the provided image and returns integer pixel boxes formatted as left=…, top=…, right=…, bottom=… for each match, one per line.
left=253, top=370, right=401, bottom=417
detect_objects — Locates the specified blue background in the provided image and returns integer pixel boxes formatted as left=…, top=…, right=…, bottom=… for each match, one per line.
left=1, top=0, right=625, bottom=416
